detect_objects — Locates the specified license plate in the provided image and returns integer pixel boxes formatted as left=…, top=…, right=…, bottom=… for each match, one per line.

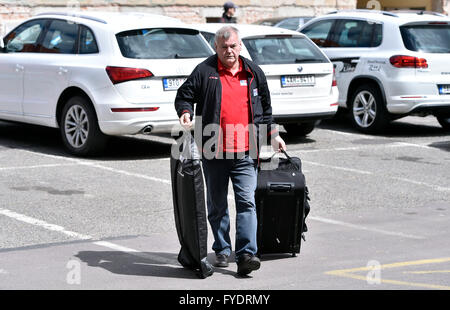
left=281, top=75, right=315, bottom=87
left=438, top=84, right=450, bottom=95
left=163, top=77, right=187, bottom=91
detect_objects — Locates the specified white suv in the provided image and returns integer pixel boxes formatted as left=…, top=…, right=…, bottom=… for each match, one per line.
left=0, top=12, right=213, bottom=155
left=299, top=10, right=450, bottom=133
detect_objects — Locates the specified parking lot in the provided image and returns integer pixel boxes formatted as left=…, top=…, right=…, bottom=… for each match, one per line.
left=0, top=114, right=449, bottom=290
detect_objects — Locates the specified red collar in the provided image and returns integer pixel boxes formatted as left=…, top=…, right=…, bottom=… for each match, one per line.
left=218, top=57, right=243, bottom=75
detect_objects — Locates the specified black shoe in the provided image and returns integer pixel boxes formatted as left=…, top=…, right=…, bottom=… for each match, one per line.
left=237, top=254, right=260, bottom=276
left=215, top=254, right=229, bottom=268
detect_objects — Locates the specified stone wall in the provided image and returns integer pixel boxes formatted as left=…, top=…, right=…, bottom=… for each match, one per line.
left=0, top=0, right=355, bottom=35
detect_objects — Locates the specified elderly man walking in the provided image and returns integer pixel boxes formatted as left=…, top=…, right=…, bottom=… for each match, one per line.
left=175, top=26, right=286, bottom=276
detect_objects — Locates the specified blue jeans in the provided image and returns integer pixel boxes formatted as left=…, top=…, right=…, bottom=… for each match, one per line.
left=202, top=155, right=258, bottom=260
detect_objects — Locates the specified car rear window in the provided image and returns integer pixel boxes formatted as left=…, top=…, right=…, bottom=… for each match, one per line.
left=400, top=24, right=450, bottom=53
left=116, top=28, right=213, bottom=59
left=242, top=36, right=329, bottom=65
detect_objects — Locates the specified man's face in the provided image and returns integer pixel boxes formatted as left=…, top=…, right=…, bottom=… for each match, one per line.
left=228, top=7, right=236, bottom=16
left=215, top=31, right=241, bottom=69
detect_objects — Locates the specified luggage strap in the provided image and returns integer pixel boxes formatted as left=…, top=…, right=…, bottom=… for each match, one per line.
left=259, top=149, right=300, bottom=170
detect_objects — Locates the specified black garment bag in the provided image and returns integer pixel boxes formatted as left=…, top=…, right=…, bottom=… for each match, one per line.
left=255, top=150, right=310, bottom=257
left=170, top=134, right=213, bottom=278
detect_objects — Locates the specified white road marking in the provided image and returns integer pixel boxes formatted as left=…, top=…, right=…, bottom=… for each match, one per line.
left=303, top=160, right=373, bottom=175
left=18, top=149, right=171, bottom=184
left=0, top=163, right=78, bottom=171
left=93, top=241, right=178, bottom=266
left=288, top=147, right=449, bottom=192
left=320, top=129, right=378, bottom=138
left=310, top=216, right=425, bottom=240
left=0, top=208, right=91, bottom=240
left=391, top=177, right=450, bottom=192
left=298, top=142, right=408, bottom=154
left=0, top=208, right=179, bottom=266
left=395, top=142, right=436, bottom=150
left=3, top=143, right=436, bottom=244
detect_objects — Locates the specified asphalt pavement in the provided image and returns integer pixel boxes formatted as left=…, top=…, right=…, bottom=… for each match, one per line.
left=0, top=115, right=449, bottom=291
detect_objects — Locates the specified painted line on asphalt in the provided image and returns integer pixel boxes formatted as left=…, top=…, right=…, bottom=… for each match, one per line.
left=288, top=147, right=450, bottom=192
left=320, top=129, right=378, bottom=138
left=391, top=176, right=450, bottom=192
left=0, top=208, right=92, bottom=240
left=0, top=208, right=179, bottom=267
left=15, top=148, right=431, bottom=240
left=18, top=149, right=171, bottom=184
left=404, top=270, right=450, bottom=274
left=302, top=160, right=373, bottom=175
left=0, top=163, right=78, bottom=171
left=309, top=216, right=425, bottom=240
left=296, top=142, right=412, bottom=154
left=325, top=257, right=450, bottom=290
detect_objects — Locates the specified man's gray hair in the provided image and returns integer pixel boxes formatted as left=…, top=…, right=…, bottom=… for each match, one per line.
left=214, top=26, right=240, bottom=44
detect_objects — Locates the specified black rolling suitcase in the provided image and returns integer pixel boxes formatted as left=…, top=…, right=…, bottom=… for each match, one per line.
left=255, top=150, right=310, bottom=257
left=170, top=135, right=214, bottom=278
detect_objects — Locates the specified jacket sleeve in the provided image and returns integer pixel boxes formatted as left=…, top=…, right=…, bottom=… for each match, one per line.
left=257, top=67, right=279, bottom=140
left=174, top=65, right=201, bottom=118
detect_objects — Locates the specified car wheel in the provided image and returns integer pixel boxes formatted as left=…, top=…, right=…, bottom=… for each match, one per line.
left=60, top=96, right=107, bottom=156
left=436, top=114, right=450, bottom=131
left=284, top=122, right=316, bottom=136
left=349, top=84, right=389, bottom=134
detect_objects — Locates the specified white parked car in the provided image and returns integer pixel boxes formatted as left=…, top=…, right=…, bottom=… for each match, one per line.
left=299, top=10, right=450, bottom=133
left=194, top=23, right=339, bottom=136
left=0, top=11, right=214, bottom=155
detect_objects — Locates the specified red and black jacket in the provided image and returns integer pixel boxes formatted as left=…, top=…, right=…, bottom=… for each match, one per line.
left=174, top=54, right=279, bottom=158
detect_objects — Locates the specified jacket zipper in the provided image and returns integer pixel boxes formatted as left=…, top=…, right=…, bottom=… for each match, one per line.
left=246, top=66, right=260, bottom=166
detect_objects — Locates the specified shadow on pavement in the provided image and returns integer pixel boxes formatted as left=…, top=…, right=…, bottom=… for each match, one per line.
left=75, top=250, right=198, bottom=279
left=318, top=114, right=449, bottom=138
left=0, top=121, right=173, bottom=161
left=428, top=140, right=450, bottom=152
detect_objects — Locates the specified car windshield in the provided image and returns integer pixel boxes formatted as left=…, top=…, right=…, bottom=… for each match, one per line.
left=400, top=24, right=450, bottom=53
left=116, top=28, right=213, bottom=59
left=242, top=35, right=329, bottom=65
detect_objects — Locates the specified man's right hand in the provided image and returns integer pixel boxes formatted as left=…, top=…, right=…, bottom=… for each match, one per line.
left=179, top=112, right=192, bottom=129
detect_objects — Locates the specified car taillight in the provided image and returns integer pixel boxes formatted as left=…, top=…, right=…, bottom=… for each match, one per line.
left=389, top=55, right=428, bottom=69
left=332, top=67, right=337, bottom=86
left=106, top=66, right=153, bottom=84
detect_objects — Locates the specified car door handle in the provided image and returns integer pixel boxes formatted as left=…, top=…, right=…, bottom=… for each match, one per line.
left=58, top=67, right=68, bottom=75
left=15, top=64, right=24, bottom=72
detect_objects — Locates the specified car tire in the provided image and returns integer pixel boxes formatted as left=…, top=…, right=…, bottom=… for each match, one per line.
left=60, top=96, right=107, bottom=156
left=349, top=84, right=389, bottom=134
left=284, top=122, right=316, bottom=136
left=436, top=114, right=450, bottom=131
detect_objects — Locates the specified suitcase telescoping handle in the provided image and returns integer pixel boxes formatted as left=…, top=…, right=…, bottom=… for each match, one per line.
left=268, top=182, right=294, bottom=193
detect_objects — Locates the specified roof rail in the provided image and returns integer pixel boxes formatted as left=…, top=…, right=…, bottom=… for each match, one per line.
left=327, top=9, right=399, bottom=17
left=35, top=12, right=107, bottom=24
left=389, top=10, right=447, bottom=17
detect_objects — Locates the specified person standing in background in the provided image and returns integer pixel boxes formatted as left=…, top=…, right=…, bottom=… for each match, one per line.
left=220, top=2, right=237, bottom=23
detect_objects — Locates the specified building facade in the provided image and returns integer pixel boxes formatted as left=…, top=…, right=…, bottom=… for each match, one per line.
left=0, top=0, right=449, bottom=36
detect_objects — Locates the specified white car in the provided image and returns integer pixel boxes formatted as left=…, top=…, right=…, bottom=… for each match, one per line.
left=0, top=11, right=213, bottom=155
left=194, top=23, right=339, bottom=136
left=299, top=10, right=450, bottom=133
